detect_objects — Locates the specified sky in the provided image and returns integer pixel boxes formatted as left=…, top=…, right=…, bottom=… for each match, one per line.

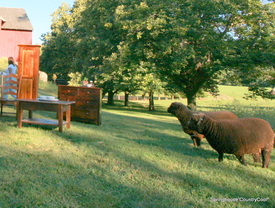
left=0, top=0, right=75, bottom=44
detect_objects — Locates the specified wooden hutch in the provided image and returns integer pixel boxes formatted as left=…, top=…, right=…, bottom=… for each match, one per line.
left=17, top=45, right=40, bottom=99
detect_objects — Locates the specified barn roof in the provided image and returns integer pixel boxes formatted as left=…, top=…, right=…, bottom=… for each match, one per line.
left=0, top=16, right=7, bottom=22
left=0, top=7, right=33, bottom=31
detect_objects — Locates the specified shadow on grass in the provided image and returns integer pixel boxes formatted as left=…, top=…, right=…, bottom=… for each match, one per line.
left=8, top=101, right=271, bottom=168
left=0, top=146, right=189, bottom=207
left=103, top=100, right=171, bottom=116
left=52, top=122, right=274, bottom=207
left=0, top=105, right=274, bottom=207
left=64, top=110, right=272, bottom=168
left=66, top=110, right=217, bottom=159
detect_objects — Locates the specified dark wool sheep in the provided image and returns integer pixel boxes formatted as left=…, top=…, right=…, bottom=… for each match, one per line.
left=167, top=102, right=238, bottom=147
left=187, top=114, right=274, bottom=168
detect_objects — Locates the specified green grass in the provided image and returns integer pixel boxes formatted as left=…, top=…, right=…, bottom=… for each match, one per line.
left=0, top=84, right=274, bottom=207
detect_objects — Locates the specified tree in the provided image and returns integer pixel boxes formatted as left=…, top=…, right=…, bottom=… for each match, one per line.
left=114, top=0, right=275, bottom=107
left=73, top=0, right=156, bottom=105
left=240, top=2, right=275, bottom=99
left=42, top=0, right=275, bottom=108
left=40, top=0, right=87, bottom=80
left=40, top=2, right=76, bottom=80
left=243, top=67, right=275, bottom=99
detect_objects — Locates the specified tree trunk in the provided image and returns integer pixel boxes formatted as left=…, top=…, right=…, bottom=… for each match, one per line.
left=149, top=90, right=155, bottom=111
left=270, top=87, right=275, bottom=95
left=107, top=91, right=115, bottom=105
left=142, top=93, right=146, bottom=100
left=124, top=91, right=129, bottom=106
left=186, top=93, right=197, bottom=110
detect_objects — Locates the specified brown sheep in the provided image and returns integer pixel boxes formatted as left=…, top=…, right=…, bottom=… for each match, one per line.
left=167, top=102, right=238, bottom=147
left=187, top=114, right=274, bottom=168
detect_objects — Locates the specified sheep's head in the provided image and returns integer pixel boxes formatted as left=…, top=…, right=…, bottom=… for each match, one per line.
left=187, top=114, right=205, bottom=133
left=167, top=102, right=189, bottom=117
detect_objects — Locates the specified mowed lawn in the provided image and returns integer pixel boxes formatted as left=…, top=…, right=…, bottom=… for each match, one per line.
left=0, top=84, right=274, bottom=207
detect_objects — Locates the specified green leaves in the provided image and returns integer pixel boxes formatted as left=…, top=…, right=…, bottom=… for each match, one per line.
left=41, top=0, right=275, bottom=104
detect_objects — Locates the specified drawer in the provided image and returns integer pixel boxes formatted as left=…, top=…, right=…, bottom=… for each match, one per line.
left=72, top=109, right=98, bottom=120
left=71, top=117, right=100, bottom=124
left=75, top=99, right=100, bottom=108
left=78, top=89, right=100, bottom=97
left=59, top=94, right=77, bottom=102
left=59, top=88, right=78, bottom=96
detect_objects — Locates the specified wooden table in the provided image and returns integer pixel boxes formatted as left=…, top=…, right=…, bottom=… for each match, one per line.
left=16, top=99, right=75, bottom=132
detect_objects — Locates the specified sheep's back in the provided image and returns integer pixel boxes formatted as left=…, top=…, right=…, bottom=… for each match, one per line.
left=205, top=118, right=274, bottom=155
left=203, top=111, right=238, bottom=119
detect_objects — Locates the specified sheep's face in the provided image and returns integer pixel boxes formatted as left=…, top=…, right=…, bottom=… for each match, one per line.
left=187, top=114, right=205, bottom=133
left=167, top=102, right=189, bottom=117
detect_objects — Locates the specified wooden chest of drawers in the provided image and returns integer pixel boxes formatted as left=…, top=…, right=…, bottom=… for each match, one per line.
left=58, top=86, right=102, bottom=125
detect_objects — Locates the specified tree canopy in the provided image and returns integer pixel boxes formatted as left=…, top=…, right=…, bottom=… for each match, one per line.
left=40, top=0, right=275, bottom=107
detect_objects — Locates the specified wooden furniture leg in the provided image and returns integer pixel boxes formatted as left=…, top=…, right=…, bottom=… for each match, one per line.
left=58, top=105, right=63, bottom=132
left=66, top=105, right=71, bottom=129
left=17, top=103, right=23, bottom=128
left=28, top=110, right=33, bottom=119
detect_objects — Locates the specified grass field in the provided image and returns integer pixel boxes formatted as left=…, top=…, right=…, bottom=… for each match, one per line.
left=0, top=83, right=274, bottom=207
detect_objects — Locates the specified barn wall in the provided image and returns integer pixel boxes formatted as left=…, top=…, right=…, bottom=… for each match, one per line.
left=0, top=29, right=32, bottom=62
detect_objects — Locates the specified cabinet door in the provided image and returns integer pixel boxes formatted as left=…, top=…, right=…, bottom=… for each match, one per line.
left=17, top=45, right=41, bottom=99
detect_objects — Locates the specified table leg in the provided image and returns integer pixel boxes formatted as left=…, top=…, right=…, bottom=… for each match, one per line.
left=58, top=105, right=63, bottom=132
left=28, top=110, right=33, bottom=119
left=17, top=102, right=23, bottom=128
left=66, top=105, right=71, bottom=129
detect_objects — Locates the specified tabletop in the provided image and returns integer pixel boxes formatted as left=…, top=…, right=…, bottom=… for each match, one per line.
left=16, top=99, right=76, bottom=105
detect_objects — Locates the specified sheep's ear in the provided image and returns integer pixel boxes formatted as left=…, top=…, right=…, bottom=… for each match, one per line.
left=197, top=116, right=204, bottom=125
left=192, top=114, right=203, bottom=125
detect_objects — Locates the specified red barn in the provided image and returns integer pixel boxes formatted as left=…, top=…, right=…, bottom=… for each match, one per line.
left=0, top=7, right=33, bottom=62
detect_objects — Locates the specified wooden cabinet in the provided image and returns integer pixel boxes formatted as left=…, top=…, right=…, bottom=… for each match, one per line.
left=58, top=86, right=102, bottom=125
left=17, top=45, right=41, bottom=99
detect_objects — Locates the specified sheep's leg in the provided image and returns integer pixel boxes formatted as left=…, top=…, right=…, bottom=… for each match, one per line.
left=192, top=139, right=198, bottom=147
left=191, top=136, right=198, bottom=147
left=189, top=131, right=204, bottom=147
left=191, top=135, right=201, bottom=147
left=195, top=137, right=201, bottom=147
left=252, top=153, right=261, bottom=163
left=235, top=155, right=247, bottom=166
left=261, top=149, right=271, bottom=168
left=218, top=153, right=223, bottom=162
